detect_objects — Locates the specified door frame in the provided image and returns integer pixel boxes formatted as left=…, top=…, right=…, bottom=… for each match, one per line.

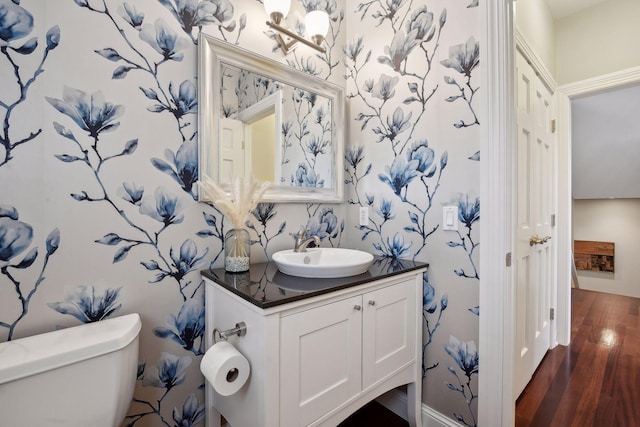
left=480, top=1, right=515, bottom=425
left=482, top=1, right=640, bottom=424
left=236, top=90, right=283, bottom=183
left=555, top=63, right=640, bottom=337
left=481, top=1, right=563, bottom=425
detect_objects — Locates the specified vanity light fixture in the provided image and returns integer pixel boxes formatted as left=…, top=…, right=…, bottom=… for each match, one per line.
left=264, top=0, right=329, bottom=54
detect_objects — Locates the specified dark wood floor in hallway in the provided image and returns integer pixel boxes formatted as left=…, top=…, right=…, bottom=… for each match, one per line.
left=516, top=288, right=640, bottom=427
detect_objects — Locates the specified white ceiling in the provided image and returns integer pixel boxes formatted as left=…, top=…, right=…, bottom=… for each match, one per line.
left=544, top=0, right=608, bottom=19
left=571, top=83, right=640, bottom=199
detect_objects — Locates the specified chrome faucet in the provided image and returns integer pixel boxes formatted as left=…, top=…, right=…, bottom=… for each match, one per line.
left=293, top=229, right=320, bottom=253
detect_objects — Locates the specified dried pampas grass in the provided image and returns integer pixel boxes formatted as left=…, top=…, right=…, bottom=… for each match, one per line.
left=198, top=175, right=271, bottom=229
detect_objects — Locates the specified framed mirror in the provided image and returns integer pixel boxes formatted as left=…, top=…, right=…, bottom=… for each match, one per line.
left=198, top=34, right=344, bottom=203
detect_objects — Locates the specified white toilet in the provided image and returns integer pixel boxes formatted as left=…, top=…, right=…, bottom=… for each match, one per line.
left=0, top=313, right=142, bottom=427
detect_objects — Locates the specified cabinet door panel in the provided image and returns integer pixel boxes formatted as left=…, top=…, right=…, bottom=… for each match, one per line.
left=280, top=296, right=362, bottom=427
left=362, top=280, right=416, bottom=389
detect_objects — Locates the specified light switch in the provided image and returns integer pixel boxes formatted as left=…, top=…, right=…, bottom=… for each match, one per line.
left=359, top=206, right=369, bottom=226
left=446, top=211, right=454, bottom=225
left=443, top=206, right=458, bottom=231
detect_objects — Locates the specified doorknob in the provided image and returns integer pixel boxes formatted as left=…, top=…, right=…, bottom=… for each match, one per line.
left=529, top=235, right=544, bottom=246
left=529, top=235, right=551, bottom=246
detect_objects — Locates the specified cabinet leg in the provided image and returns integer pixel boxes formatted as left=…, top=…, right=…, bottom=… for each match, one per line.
left=208, top=406, right=223, bottom=427
left=406, top=381, right=422, bottom=427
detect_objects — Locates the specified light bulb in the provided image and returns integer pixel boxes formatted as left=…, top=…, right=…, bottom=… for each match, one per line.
left=304, top=10, right=329, bottom=43
left=264, top=0, right=291, bottom=24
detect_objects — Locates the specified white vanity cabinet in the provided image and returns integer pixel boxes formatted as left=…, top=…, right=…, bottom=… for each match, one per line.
left=280, top=279, right=416, bottom=426
left=203, top=266, right=425, bottom=427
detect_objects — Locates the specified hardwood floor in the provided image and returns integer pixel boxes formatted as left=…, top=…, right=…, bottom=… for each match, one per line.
left=516, top=288, right=640, bottom=427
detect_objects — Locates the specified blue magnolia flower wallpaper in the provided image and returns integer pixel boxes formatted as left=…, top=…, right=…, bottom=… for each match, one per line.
left=0, top=0, right=481, bottom=425
left=344, top=0, right=481, bottom=424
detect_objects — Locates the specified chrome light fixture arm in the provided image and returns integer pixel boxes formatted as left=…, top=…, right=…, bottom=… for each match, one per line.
left=264, top=0, right=328, bottom=55
left=266, top=20, right=326, bottom=54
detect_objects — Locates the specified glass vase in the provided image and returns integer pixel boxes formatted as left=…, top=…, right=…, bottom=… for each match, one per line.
left=224, top=228, right=250, bottom=272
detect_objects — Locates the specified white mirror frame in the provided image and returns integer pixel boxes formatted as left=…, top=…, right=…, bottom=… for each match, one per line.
left=198, top=33, right=345, bottom=203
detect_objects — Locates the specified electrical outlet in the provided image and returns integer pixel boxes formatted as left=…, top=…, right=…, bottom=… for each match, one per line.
left=359, top=207, right=369, bottom=226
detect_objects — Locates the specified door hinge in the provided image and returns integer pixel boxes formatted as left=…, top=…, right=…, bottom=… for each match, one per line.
left=550, top=308, right=555, bottom=321
left=505, top=252, right=512, bottom=267
left=551, top=119, right=556, bottom=133
left=551, top=214, right=556, bottom=227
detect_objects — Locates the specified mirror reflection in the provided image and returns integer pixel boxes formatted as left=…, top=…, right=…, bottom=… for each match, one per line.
left=198, top=34, right=344, bottom=203
left=219, top=82, right=282, bottom=185
left=220, top=64, right=333, bottom=189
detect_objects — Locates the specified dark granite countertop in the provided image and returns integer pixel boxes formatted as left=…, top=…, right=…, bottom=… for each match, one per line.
left=201, top=256, right=427, bottom=309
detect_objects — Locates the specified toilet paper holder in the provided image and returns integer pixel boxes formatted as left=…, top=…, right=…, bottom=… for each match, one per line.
left=213, top=322, right=247, bottom=343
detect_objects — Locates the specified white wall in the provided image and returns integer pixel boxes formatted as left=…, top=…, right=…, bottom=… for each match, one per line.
left=573, top=198, right=640, bottom=297
left=555, top=0, right=640, bottom=85
left=514, top=0, right=556, bottom=76
left=250, top=116, right=276, bottom=182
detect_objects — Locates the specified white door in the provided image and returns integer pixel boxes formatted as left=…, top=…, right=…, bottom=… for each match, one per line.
left=513, top=48, right=555, bottom=398
left=219, top=118, right=245, bottom=184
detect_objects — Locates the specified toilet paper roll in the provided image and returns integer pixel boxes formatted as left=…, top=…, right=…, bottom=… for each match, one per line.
left=200, top=341, right=250, bottom=396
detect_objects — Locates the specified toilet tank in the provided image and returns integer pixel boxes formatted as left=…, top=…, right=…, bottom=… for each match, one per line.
left=0, top=313, right=142, bottom=427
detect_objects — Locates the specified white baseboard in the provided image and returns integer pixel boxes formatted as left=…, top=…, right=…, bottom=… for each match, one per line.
left=376, top=389, right=460, bottom=427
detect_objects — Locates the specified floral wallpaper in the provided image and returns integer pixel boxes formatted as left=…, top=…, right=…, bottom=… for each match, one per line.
left=0, top=0, right=482, bottom=426
left=345, top=0, right=481, bottom=424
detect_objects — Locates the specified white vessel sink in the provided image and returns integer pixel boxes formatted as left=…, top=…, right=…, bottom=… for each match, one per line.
left=272, top=248, right=374, bottom=278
